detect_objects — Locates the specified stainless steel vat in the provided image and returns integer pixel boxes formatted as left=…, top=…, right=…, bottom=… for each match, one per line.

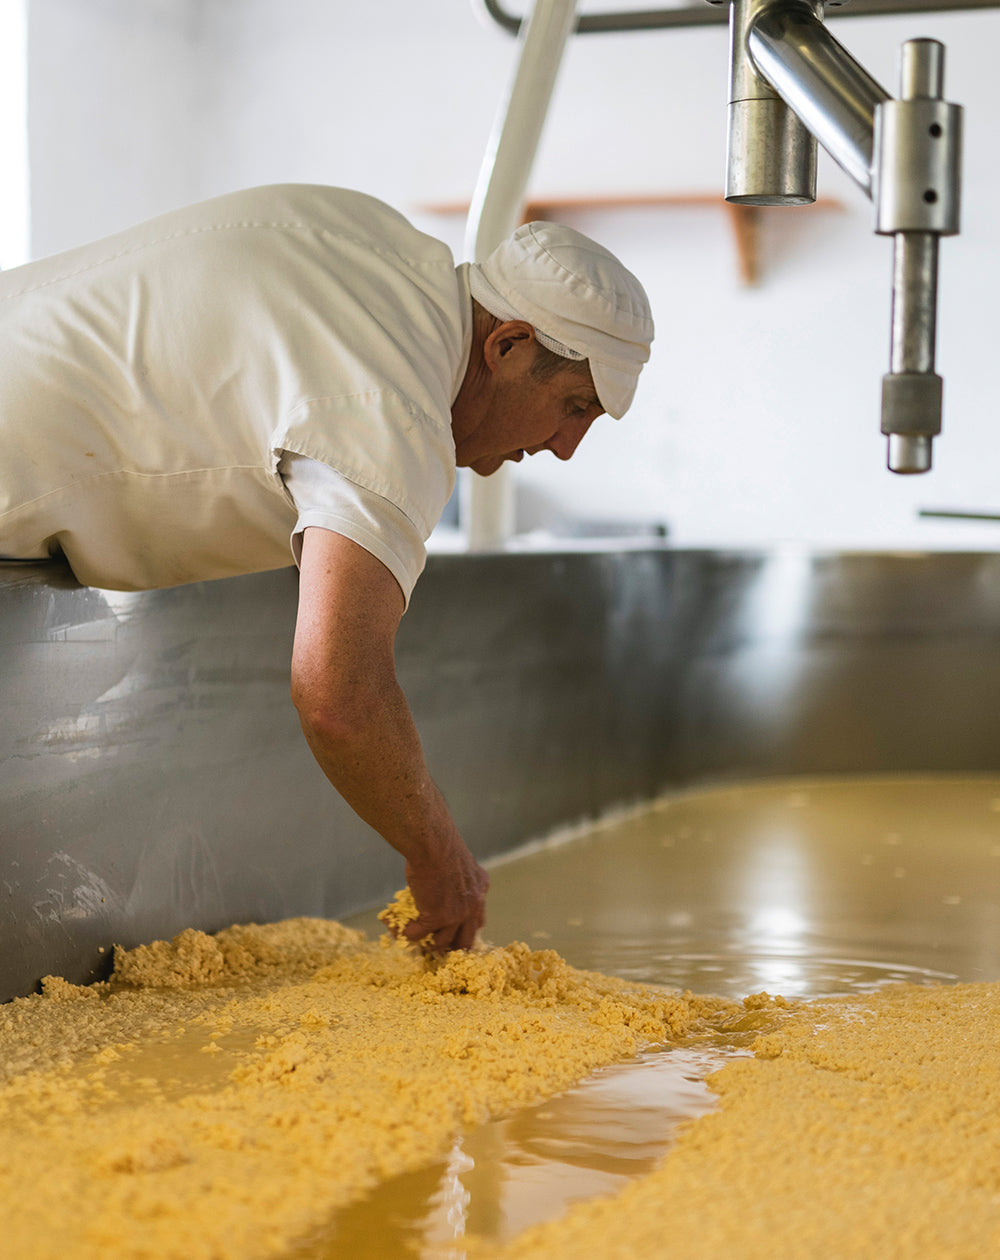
left=3, top=546, right=1000, bottom=1001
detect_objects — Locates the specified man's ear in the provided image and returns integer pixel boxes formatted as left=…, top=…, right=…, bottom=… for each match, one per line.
left=483, top=321, right=536, bottom=371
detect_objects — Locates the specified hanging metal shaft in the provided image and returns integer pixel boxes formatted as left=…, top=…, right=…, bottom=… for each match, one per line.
left=876, top=39, right=962, bottom=473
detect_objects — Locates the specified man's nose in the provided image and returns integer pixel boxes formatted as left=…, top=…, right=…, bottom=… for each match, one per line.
left=547, top=419, right=590, bottom=461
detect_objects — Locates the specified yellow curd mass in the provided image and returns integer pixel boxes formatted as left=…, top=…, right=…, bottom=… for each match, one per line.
left=0, top=900, right=740, bottom=1260
left=482, top=980, right=1000, bottom=1260
left=1, top=893, right=998, bottom=1259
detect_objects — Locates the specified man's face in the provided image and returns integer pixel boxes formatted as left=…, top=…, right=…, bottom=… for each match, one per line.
left=453, top=329, right=605, bottom=476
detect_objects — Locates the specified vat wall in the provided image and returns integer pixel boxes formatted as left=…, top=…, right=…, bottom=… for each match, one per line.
left=3, top=547, right=1000, bottom=999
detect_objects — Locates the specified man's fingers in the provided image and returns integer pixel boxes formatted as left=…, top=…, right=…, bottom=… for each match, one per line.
left=400, top=916, right=473, bottom=954
left=431, top=925, right=460, bottom=953
left=453, top=918, right=480, bottom=951
left=400, top=917, right=450, bottom=948
left=398, top=847, right=489, bottom=953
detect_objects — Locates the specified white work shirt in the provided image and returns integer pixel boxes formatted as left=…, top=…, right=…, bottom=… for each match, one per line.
left=278, top=452, right=429, bottom=603
left=0, top=184, right=472, bottom=602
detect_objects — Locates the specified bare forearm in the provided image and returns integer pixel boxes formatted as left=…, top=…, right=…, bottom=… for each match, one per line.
left=296, top=681, right=488, bottom=951
left=291, top=527, right=489, bottom=950
left=296, top=676, right=456, bottom=864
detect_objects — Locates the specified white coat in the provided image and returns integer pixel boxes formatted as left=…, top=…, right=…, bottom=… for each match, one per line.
left=0, top=185, right=470, bottom=593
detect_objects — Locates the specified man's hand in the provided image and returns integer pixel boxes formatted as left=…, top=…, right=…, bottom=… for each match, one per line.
left=403, top=835, right=490, bottom=953
left=292, top=527, right=488, bottom=951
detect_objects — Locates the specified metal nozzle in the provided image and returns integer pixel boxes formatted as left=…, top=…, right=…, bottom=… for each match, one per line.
left=725, top=0, right=819, bottom=205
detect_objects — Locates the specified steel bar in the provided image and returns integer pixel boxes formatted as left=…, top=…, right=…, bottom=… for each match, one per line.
left=889, top=231, right=938, bottom=377
left=883, top=231, right=940, bottom=472
left=480, top=0, right=1000, bottom=38
left=918, top=509, right=1000, bottom=520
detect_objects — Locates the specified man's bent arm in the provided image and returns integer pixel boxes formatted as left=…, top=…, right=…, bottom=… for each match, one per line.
left=291, top=526, right=488, bottom=951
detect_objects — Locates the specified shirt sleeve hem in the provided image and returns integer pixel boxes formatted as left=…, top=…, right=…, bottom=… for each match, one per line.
left=290, top=512, right=418, bottom=609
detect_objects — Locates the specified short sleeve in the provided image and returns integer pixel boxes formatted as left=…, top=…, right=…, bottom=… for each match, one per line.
left=278, top=452, right=426, bottom=608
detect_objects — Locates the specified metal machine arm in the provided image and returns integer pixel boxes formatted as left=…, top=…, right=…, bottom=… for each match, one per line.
left=478, top=0, right=965, bottom=473
left=724, top=0, right=962, bottom=472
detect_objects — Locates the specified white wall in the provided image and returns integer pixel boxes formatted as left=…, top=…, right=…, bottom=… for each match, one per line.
left=23, top=1, right=1000, bottom=552
left=0, top=0, right=28, bottom=269
left=27, top=0, right=210, bottom=253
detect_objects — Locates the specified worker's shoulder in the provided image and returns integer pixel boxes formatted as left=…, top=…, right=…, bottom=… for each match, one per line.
left=196, top=182, right=399, bottom=228
left=0, top=185, right=453, bottom=303
left=178, top=184, right=451, bottom=265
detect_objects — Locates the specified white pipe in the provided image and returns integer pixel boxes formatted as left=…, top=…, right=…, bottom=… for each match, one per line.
left=460, top=467, right=516, bottom=552
left=461, top=0, right=578, bottom=551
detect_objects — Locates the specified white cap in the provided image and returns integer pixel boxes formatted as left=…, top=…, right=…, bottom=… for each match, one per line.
left=467, top=221, right=654, bottom=420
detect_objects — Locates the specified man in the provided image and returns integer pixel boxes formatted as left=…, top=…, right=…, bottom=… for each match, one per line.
left=0, top=184, right=654, bottom=951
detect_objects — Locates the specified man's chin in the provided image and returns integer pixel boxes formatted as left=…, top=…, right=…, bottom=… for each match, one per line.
left=470, top=450, right=527, bottom=476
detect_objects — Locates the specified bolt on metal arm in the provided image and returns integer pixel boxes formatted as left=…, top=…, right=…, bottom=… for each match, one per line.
left=718, top=0, right=963, bottom=473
